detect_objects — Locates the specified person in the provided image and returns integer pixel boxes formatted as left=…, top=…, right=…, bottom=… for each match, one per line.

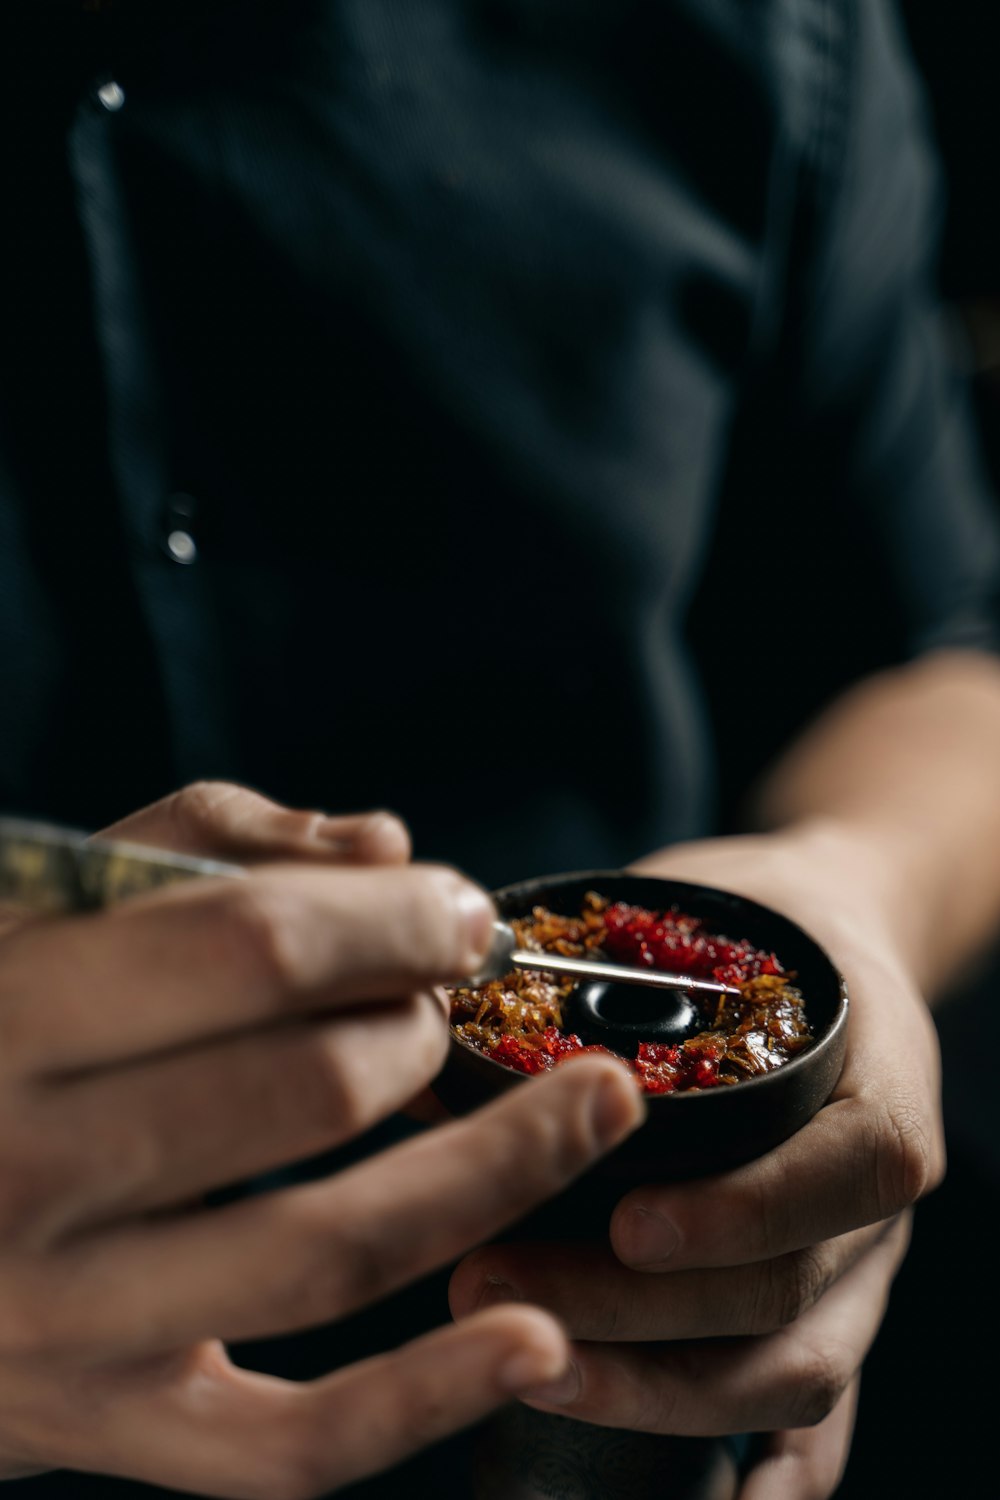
left=2, top=1, right=1000, bottom=1497
left=0, top=789, right=648, bottom=1496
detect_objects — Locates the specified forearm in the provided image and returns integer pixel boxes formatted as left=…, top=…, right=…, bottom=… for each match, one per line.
left=750, top=649, right=1000, bottom=998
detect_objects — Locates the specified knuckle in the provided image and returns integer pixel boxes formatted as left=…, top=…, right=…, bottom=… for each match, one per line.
left=619, top=1360, right=680, bottom=1433
left=294, top=997, right=446, bottom=1138
left=638, top=1385, right=680, bottom=1434
left=874, top=1098, right=939, bottom=1214
left=749, top=1166, right=796, bottom=1260
left=538, top=1068, right=626, bottom=1179
left=169, top=780, right=241, bottom=841
left=589, top=1291, right=628, bottom=1342
left=294, top=1033, right=367, bottom=1138
left=521, top=1075, right=587, bottom=1155
left=215, top=881, right=305, bottom=999
left=484, top=1095, right=573, bottom=1187
left=783, top=1342, right=851, bottom=1428
left=760, top=1247, right=832, bottom=1331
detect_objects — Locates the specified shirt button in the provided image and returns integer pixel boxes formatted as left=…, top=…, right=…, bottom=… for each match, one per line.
left=162, top=492, right=198, bottom=565
left=97, top=81, right=126, bottom=112
left=165, top=529, right=198, bottom=565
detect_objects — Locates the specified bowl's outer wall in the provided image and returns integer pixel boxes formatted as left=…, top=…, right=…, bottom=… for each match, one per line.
left=434, top=871, right=849, bottom=1190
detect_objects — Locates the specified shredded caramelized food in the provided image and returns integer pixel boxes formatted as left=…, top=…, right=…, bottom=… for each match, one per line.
left=448, top=892, right=813, bottom=1093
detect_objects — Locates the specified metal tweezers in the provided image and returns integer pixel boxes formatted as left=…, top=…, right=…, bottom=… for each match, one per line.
left=0, top=816, right=739, bottom=996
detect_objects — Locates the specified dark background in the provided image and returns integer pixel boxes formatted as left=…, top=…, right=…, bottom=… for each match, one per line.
left=6, top=7, right=995, bottom=1496
left=839, top=5, right=999, bottom=1495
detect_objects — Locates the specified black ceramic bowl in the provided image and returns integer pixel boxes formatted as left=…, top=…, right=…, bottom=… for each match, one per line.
left=434, top=870, right=849, bottom=1183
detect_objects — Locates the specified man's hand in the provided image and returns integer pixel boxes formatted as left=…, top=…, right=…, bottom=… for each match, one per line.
left=0, top=782, right=645, bottom=1499
left=449, top=820, right=943, bottom=1500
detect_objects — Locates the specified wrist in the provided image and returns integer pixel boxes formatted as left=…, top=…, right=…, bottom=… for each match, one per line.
left=768, top=816, right=939, bottom=995
left=634, top=818, right=935, bottom=993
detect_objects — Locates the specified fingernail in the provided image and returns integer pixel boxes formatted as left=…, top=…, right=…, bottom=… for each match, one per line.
left=453, top=883, right=498, bottom=972
left=590, top=1068, right=647, bottom=1151
left=619, top=1204, right=682, bottom=1266
left=476, top=1274, right=519, bottom=1310
left=499, top=1349, right=574, bottom=1398
left=522, top=1360, right=581, bottom=1408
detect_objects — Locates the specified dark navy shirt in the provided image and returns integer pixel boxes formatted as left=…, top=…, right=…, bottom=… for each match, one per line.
left=1, top=2, right=999, bottom=1495
left=3, top=0, right=998, bottom=889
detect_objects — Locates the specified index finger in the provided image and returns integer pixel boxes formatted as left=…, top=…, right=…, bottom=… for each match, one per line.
left=0, top=863, right=496, bottom=1075
left=98, top=781, right=412, bottom=866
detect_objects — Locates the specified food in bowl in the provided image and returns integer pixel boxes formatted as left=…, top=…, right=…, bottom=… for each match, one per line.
left=448, top=891, right=813, bottom=1094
